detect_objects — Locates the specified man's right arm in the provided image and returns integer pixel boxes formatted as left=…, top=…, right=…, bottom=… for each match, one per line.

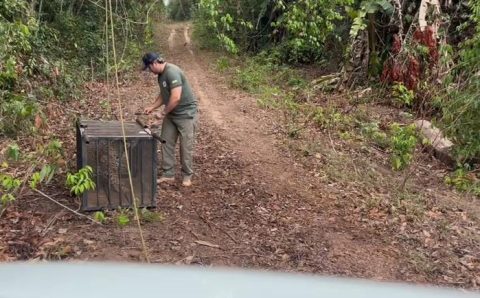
left=144, top=94, right=163, bottom=114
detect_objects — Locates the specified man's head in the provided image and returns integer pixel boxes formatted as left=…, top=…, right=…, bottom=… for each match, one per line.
left=142, top=52, right=165, bottom=74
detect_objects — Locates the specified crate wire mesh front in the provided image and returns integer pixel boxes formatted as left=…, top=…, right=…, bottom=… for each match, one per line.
left=76, top=119, right=157, bottom=211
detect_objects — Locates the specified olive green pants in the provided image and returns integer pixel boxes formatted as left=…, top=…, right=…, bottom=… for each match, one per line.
left=160, top=114, right=198, bottom=178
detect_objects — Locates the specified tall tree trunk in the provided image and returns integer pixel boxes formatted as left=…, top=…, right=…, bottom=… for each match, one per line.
left=367, top=13, right=377, bottom=75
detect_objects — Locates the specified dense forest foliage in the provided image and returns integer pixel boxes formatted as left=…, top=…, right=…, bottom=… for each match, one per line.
left=0, top=0, right=163, bottom=137
left=0, top=0, right=164, bottom=209
left=168, top=0, right=480, bottom=163
left=2, top=0, right=478, bottom=161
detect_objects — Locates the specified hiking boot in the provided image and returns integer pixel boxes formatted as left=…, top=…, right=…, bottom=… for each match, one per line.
left=157, top=176, right=175, bottom=184
left=182, top=175, right=192, bottom=187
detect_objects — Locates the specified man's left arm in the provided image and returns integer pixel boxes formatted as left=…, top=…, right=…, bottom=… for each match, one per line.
left=162, top=86, right=182, bottom=116
left=162, top=71, right=183, bottom=116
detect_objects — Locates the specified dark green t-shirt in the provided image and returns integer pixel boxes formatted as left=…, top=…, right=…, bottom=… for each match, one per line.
left=157, top=63, right=197, bottom=118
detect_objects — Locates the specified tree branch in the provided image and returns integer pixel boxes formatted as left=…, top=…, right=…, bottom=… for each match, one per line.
left=32, top=189, right=101, bottom=225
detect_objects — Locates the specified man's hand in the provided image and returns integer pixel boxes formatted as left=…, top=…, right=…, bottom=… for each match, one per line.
left=144, top=106, right=155, bottom=115
left=145, top=95, right=163, bottom=114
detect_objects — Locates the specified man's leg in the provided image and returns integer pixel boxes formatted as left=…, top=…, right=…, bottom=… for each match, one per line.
left=174, top=114, right=198, bottom=182
left=160, top=116, right=178, bottom=178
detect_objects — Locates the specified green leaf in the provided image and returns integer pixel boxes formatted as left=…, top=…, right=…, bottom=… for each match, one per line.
left=30, top=172, right=41, bottom=189
left=39, top=165, right=50, bottom=181
left=117, top=214, right=130, bottom=227
left=6, top=143, right=20, bottom=161
left=65, top=166, right=95, bottom=196
left=46, top=166, right=55, bottom=183
left=377, top=0, right=394, bottom=15
left=1, top=193, right=15, bottom=205
left=19, top=24, right=30, bottom=36
left=94, top=211, right=107, bottom=224
left=392, top=157, right=402, bottom=170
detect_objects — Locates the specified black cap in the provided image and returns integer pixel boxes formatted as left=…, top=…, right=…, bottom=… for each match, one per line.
left=142, top=52, right=163, bottom=70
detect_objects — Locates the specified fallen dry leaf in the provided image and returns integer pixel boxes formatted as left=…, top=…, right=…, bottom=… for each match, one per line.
left=34, top=115, right=43, bottom=129
left=194, top=240, right=220, bottom=249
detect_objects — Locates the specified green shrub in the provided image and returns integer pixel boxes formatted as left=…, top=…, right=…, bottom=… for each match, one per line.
left=94, top=211, right=107, bottom=224
left=1, top=0, right=162, bottom=137
left=313, top=107, right=352, bottom=130
left=445, top=167, right=480, bottom=196
left=0, top=95, right=39, bottom=136
left=360, top=122, right=389, bottom=148
left=272, top=0, right=352, bottom=63
left=0, top=173, right=21, bottom=209
left=438, top=78, right=480, bottom=161
left=30, top=164, right=57, bottom=189
left=215, top=57, right=231, bottom=72
left=65, top=166, right=96, bottom=196
left=435, top=0, right=480, bottom=161
left=231, top=59, right=271, bottom=93
left=193, top=0, right=350, bottom=63
left=6, top=143, right=20, bottom=161
left=116, top=209, right=131, bottom=227
left=392, top=82, right=414, bottom=107
left=168, top=0, right=195, bottom=20
left=390, top=123, right=417, bottom=170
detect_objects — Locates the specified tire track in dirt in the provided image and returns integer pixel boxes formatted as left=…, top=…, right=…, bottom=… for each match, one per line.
left=183, top=25, right=194, bottom=56
left=168, top=28, right=176, bottom=51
